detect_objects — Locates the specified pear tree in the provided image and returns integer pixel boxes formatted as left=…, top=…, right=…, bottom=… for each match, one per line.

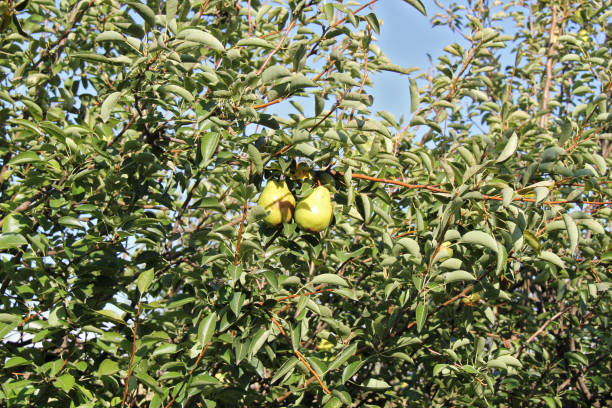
left=0, top=0, right=611, bottom=407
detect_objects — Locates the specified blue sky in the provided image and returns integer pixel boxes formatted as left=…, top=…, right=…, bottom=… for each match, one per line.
left=267, top=1, right=455, bottom=131
left=368, top=1, right=452, bottom=122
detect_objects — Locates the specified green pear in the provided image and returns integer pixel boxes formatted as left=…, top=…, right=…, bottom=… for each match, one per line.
left=258, top=180, right=296, bottom=226
left=295, top=186, right=333, bottom=232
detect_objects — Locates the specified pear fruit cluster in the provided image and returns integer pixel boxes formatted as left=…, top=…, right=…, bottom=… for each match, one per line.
left=258, top=179, right=333, bottom=232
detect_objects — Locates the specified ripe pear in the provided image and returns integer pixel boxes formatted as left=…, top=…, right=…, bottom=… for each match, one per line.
left=258, top=180, right=296, bottom=226
left=295, top=186, right=333, bottom=232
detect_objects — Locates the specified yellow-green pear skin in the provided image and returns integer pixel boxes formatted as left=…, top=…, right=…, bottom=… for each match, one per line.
left=295, top=186, right=333, bottom=232
left=258, top=180, right=296, bottom=226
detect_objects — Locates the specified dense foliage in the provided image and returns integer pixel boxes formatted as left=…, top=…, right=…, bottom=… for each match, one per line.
left=1, top=0, right=610, bottom=406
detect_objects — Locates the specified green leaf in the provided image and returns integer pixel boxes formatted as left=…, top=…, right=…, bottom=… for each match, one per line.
left=127, top=1, right=156, bottom=27
left=101, top=91, right=121, bottom=122
left=97, top=359, right=119, bottom=376
left=543, top=396, right=558, bottom=408
left=53, top=374, right=75, bottom=393
left=341, top=360, right=363, bottom=384
left=200, top=132, right=219, bottom=164
left=401, top=0, right=426, bottom=15
left=579, top=219, right=604, bottom=234
left=327, top=343, right=357, bottom=372
left=416, top=303, right=426, bottom=333
left=71, top=52, right=130, bottom=65
left=323, top=397, right=343, bottom=408
left=534, top=186, right=549, bottom=204
left=95, top=309, right=125, bottom=325
left=229, top=291, right=245, bottom=316
left=441, top=270, right=476, bottom=283
left=311, top=274, right=349, bottom=287
left=96, top=31, right=125, bottom=42
left=58, top=216, right=84, bottom=229
left=433, top=363, right=449, bottom=376
left=178, top=29, right=224, bottom=51
left=496, top=132, right=517, bottom=163
left=460, top=230, right=498, bottom=253
left=152, top=343, right=177, bottom=357
left=487, top=358, right=507, bottom=370
left=9, top=151, right=40, bottom=165
left=166, top=0, right=178, bottom=21
left=523, top=230, right=541, bottom=253
left=135, top=371, right=163, bottom=395
left=409, top=78, right=419, bottom=113
left=361, top=378, right=391, bottom=390
left=236, top=38, right=274, bottom=48
left=565, top=351, right=588, bottom=366
left=5, top=356, right=30, bottom=368
left=495, top=241, right=507, bottom=275
left=539, top=251, right=565, bottom=268
left=501, top=187, right=513, bottom=207
left=159, top=84, right=194, bottom=102
left=0, top=233, right=28, bottom=249
left=249, top=328, right=270, bottom=357
left=247, top=144, right=263, bottom=175
left=198, top=312, right=217, bottom=345
left=137, top=268, right=154, bottom=294
left=262, top=66, right=291, bottom=83
left=271, top=357, right=298, bottom=384
left=484, top=306, right=496, bottom=324
left=497, top=354, right=522, bottom=367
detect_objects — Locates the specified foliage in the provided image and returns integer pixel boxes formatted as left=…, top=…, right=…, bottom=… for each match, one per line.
left=0, top=0, right=611, bottom=407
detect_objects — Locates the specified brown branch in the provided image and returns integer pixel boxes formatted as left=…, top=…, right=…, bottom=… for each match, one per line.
left=17, top=310, right=43, bottom=327
left=106, top=113, right=138, bottom=148
left=331, top=170, right=612, bottom=206
left=172, top=169, right=205, bottom=233
left=164, top=342, right=211, bottom=408
left=556, top=354, right=607, bottom=395
left=234, top=199, right=249, bottom=266
left=197, top=0, right=212, bottom=19
left=121, top=301, right=142, bottom=408
left=267, top=312, right=331, bottom=396
left=309, top=87, right=350, bottom=133
left=276, top=289, right=335, bottom=302
left=566, top=79, right=612, bottom=153
left=439, top=284, right=474, bottom=307
left=525, top=305, right=571, bottom=344
left=539, top=5, right=558, bottom=128
left=33, top=0, right=95, bottom=68
left=276, top=377, right=317, bottom=403
left=253, top=98, right=283, bottom=110
left=256, top=20, right=297, bottom=76
left=330, top=0, right=380, bottom=29
left=234, top=165, right=253, bottom=265
left=331, top=170, right=448, bottom=194
left=393, top=230, right=417, bottom=239
left=0, top=190, right=45, bottom=226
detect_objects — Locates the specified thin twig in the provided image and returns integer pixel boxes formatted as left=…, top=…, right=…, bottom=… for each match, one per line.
left=234, top=165, right=253, bottom=265
left=164, top=341, right=211, bottom=408
left=267, top=312, right=331, bottom=395
left=121, top=301, right=142, bottom=408
left=234, top=199, right=249, bottom=266
left=525, top=305, right=571, bottom=344
left=106, top=113, right=138, bottom=148
left=538, top=5, right=558, bottom=128
left=309, top=87, right=349, bottom=133
left=331, top=170, right=612, bottom=206
left=256, top=20, right=297, bottom=76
